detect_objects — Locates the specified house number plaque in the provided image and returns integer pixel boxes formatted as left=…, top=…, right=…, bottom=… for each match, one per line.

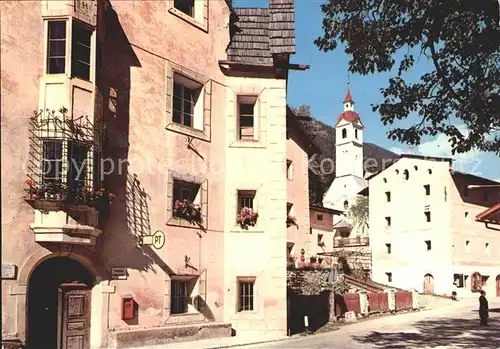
left=2, top=264, right=18, bottom=280
left=74, top=0, right=97, bottom=26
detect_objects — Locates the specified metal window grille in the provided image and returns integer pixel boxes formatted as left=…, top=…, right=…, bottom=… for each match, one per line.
left=42, top=140, right=63, bottom=184
left=238, top=103, right=254, bottom=140
left=173, top=83, right=195, bottom=127
left=47, top=21, right=66, bottom=74
left=171, top=280, right=189, bottom=314
left=27, top=109, right=104, bottom=203
left=71, top=22, right=92, bottom=80
left=238, top=194, right=254, bottom=211
left=238, top=281, right=254, bottom=312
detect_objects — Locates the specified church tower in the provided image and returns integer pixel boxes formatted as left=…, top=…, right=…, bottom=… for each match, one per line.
left=335, top=84, right=364, bottom=179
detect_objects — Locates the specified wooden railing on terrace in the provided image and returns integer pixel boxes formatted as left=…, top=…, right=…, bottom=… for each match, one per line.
left=334, top=236, right=369, bottom=247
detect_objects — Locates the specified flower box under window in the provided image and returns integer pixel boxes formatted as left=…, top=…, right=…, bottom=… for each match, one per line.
left=172, top=179, right=203, bottom=225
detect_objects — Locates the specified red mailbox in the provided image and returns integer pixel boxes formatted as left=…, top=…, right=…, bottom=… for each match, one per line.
left=121, top=296, right=135, bottom=320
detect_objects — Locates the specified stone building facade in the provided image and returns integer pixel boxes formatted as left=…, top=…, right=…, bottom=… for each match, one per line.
left=1, top=0, right=306, bottom=348
left=369, top=154, right=500, bottom=298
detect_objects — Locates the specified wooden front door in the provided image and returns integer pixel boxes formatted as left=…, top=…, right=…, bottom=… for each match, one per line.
left=423, top=274, right=434, bottom=294
left=496, top=275, right=500, bottom=297
left=58, top=283, right=91, bottom=349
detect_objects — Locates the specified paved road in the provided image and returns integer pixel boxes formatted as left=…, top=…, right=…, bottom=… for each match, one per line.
left=248, top=300, right=500, bottom=349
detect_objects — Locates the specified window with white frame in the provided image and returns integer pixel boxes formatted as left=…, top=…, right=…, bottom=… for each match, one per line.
left=237, top=96, right=258, bottom=141
left=41, top=140, right=92, bottom=191
left=46, top=20, right=94, bottom=80
left=237, top=277, right=255, bottom=312
left=42, top=141, right=63, bottom=184
left=169, top=0, right=208, bottom=31
left=174, top=0, right=195, bottom=17
left=237, top=190, right=255, bottom=212
left=47, top=21, right=66, bottom=74
left=170, top=277, right=198, bottom=315
left=172, top=180, right=201, bottom=217
left=172, top=74, right=203, bottom=129
left=71, top=21, right=92, bottom=80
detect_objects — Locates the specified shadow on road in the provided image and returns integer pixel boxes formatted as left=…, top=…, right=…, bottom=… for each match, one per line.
left=352, top=316, right=500, bottom=348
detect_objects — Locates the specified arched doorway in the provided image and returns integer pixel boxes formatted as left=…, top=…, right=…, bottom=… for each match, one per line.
left=27, top=257, right=94, bottom=349
left=471, top=272, right=482, bottom=292
left=423, top=274, right=434, bottom=294
left=496, top=275, right=500, bottom=297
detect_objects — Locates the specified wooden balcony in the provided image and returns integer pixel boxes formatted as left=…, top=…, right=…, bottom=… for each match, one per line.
left=334, top=236, right=369, bottom=248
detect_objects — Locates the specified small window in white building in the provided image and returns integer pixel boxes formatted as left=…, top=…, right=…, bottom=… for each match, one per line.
left=342, top=128, right=347, bottom=138
left=386, top=272, right=392, bottom=283
left=395, top=169, right=400, bottom=175
left=425, top=240, right=432, bottom=251
left=428, top=169, right=432, bottom=174
left=318, top=234, right=324, bottom=247
left=485, top=242, right=490, bottom=255
left=237, top=98, right=256, bottom=141
left=385, top=217, right=391, bottom=228
left=425, top=211, right=431, bottom=222
left=386, top=243, right=391, bottom=254
left=403, top=169, right=409, bottom=180
left=237, top=277, right=255, bottom=312
left=424, top=184, right=430, bottom=196
left=355, top=129, right=358, bottom=139
left=286, top=160, right=293, bottom=180
left=385, top=192, right=391, bottom=202
left=414, top=165, right=418, bottom=171
left=343, top=200, right=349, bottom=210
left=383, top=178, right=387, bottom=183
left=453, top=274, right=464, bottom=288
left=481, top=275, right=490, bottom=286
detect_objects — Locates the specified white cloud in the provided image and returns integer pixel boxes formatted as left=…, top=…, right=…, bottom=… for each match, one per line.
left=390, top=125, right=486, bottom=176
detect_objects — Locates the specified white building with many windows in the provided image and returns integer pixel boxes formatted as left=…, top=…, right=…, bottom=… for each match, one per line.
left=369, top=154, right=500, bottom=298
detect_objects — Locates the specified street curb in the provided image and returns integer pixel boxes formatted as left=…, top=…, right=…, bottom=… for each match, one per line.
left=200, top=336, right=294, bottom=349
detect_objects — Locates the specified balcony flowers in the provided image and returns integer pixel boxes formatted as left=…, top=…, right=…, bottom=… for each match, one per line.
left=236, top=207, right=258, bottom=229
left=88, top=187, right=116, bottom=207
left=173, top=199, right=203, bottom=224
left=24, top=179, right=67, bottom=201
left=286, top=215, right=298, bottom=228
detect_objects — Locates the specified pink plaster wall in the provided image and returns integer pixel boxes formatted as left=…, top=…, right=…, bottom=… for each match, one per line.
left=1, top=1, right=45, bottom=337
left=286, top=125, right=312, bottom=254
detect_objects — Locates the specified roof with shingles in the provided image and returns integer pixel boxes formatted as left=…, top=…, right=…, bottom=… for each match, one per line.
left=227, top=0, right=296, bottom=64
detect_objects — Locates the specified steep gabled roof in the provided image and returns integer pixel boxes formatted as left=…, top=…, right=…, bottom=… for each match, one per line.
left=227, top=0, right=296, bottom=65
left=476, top=203, right=500, bottom=224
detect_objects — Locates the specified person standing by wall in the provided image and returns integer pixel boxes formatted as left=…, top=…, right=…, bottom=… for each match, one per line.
left=479, top=291, right=489, bottom=326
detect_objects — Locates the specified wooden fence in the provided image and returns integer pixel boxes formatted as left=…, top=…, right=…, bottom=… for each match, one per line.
left=368, top=292, right=389, bottom=312
left=395, top=291, right=413, bottom=310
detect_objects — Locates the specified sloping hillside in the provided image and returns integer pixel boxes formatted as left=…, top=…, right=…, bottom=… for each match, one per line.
left=298, top=117, right=399, bottom=204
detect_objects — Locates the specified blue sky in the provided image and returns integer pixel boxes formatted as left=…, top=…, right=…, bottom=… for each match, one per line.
left=233, top=0, right=500, bottom=181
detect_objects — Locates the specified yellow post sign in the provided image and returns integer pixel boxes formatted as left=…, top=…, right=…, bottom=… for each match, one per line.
left=141, top=230, right=165, bottom=250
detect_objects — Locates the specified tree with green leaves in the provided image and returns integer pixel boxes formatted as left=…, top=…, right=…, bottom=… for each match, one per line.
left=315, top=0, right=500, bottom=155
left=347, top=196, right=369, bottom=230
